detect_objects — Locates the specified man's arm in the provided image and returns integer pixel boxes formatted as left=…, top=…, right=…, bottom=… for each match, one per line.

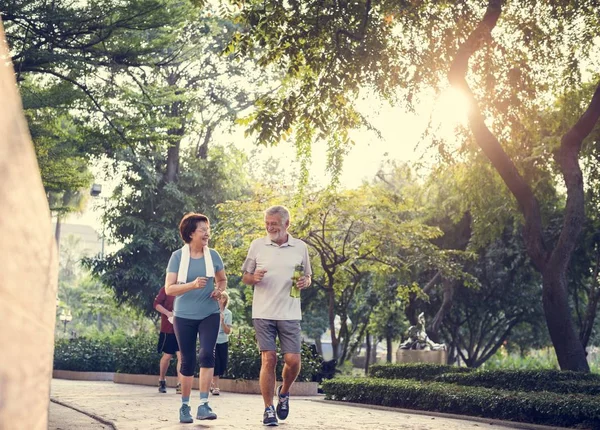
left=242, top=270, right=267, bottom=286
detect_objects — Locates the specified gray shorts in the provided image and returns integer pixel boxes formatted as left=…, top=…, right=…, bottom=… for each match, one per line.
left=253, top=319, right=302, bottom=354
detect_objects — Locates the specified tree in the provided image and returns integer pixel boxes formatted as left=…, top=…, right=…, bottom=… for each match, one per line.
left=437, top=225, right=545, bottom=367
left=86, top=146, right=250, bottom=314
left=226, top=0, right=600, bottom=371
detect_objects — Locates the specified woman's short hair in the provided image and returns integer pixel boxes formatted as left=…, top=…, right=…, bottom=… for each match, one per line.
left=179, top=212, right=210, bottom=244
left=221, top=291, right=230, bottom=308
left=264, top=205, right=290, bottom=225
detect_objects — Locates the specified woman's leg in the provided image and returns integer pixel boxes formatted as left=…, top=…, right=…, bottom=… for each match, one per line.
left=197, top=313, right=220, bottom=393
left=173, top=317, right=200, bottom=399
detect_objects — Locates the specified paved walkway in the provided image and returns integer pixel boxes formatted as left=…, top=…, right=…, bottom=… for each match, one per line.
left=49, top=379, right=563, bottom=430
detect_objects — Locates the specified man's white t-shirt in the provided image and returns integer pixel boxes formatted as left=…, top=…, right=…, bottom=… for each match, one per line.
left=242, top=235, right=312, bottom=320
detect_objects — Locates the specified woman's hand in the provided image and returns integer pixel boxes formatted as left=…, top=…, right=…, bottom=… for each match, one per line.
left=193, top=277, right=208, bottom=289
left=210, top=289, right=223, bottom=300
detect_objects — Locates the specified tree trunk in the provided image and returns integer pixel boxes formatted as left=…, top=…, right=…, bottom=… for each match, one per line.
left=386, top=334, right=393, bottom=362
left=315, top=336, right=323, bottom=356
left=364, top=331, right=371, bottom=375
left=164, top=142, right=180, bottom=184
left=54, top=214, right=62, bottom=249
left=542, top=271, right=589, bottom=371
left=328, top=288, right=338, bottom=361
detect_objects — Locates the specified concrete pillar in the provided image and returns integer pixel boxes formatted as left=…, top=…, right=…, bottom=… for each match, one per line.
left=0, top=19, right=58, bottom=429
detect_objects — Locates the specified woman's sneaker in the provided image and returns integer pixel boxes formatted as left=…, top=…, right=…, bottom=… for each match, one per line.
left=179, top=404, right=193, bottom=423
left=276, top=386, right=289, bottom=420
left=176, top=383, right=182, bottom=394
left=196, top=403, right=217, bottom=420
left=158, top=380, right=167, bottom=393
left=263, top=405, right=278, bottom=426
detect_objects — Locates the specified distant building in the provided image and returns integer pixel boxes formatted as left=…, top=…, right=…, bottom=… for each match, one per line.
left=52, top=223, right=102, bottom=257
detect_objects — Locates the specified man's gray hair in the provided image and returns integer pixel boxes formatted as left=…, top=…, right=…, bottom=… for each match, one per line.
left=265, top=205, right=290, bottom=224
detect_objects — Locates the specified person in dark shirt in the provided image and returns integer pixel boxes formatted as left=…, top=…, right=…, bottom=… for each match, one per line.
left=154, top=286, right=182, bottom=393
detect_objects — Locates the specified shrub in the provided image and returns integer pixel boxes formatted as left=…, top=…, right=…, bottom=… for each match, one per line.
left=436, top=368, right=600, bottom=395
left=322, top=377, right=600, bottom=428
left=53, top=332, right=178, bottom=376
left=369, top=363, right=472, bottom=380
left=54, top=337, right=117, bottom=372
left=54, top=329, right=321, bottom=381
left=226, top=329, right=321, bottom=381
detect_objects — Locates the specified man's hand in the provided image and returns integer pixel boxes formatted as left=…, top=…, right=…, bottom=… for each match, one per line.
left=253, top=269, right=267, bottom=284
left=193, top=277, right=208, bottom=289
left=296, top=276, right=311, bottom=290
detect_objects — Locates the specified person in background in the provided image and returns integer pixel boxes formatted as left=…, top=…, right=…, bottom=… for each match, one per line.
left=154, top=286, right=182, bottom=394
left=165, top=212, right=227, bottom=423
left=211, top=291, right=233, bottom=395
left=241, top=205, right=312, bottom=426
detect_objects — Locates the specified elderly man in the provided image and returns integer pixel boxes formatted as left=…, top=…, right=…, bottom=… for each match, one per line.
left=242, top=205, right=312, bottom=427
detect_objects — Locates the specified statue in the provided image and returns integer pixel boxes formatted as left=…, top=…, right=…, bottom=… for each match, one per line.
left=400, top=313, right=446, bottom=351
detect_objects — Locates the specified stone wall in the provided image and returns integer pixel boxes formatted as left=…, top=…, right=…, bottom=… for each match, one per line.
left=0, top=19, right=58, bottom=430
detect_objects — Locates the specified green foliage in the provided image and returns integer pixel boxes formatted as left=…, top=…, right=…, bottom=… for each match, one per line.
left=54, top=337, right=118, bottom=373
left=53, top=332, right=179, bottom=376
left=86, top=146, right=250, bottom=314
left=322, top=377, right=600, bottom=428
left=226, top=329, right=321, bottom=382
left=431, top=224, right=546, bottom=368
left=436, top=368, right=600, bottom=396
left=53, top=329, right=321, bottom=381
left=369, top=363, right=472, bottom=380
left=57, top=236, right=155, bottom=338
left=484, top=346, right=559, bottom=371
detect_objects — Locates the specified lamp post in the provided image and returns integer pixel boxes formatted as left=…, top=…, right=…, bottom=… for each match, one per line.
left=90, top=183, right=108, bottom=258
left=59, top=309, right=72, bottom=334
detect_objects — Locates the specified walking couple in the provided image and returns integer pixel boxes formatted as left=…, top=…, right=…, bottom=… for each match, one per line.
left=164, top=205, right=312, bottom=426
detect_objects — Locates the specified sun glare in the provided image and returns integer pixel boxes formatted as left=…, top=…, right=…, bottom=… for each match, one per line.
left=433, top=87, right=470, bottom=132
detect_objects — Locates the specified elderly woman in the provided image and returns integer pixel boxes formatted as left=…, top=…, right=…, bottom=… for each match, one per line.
left=165, top=212, right=227, bottom=423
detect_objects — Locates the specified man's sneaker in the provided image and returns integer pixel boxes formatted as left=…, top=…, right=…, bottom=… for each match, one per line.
left=196, top=403, right=217, bottom=420
left=176, top=383, right=182, bottom=394
left=276, top=386, right=289, bottom=420
left=263, top=405, right=278, bottom=426
left=158, top=380, right=167, bottom=393
left=179, top=404, right=193, bottom=423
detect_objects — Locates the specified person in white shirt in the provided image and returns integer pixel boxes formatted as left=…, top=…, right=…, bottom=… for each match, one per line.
left=241, top=205, right=312, bottom=427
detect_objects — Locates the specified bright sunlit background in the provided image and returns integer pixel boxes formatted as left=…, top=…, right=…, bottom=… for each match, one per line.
left=65, top=86, right=471, bottom=243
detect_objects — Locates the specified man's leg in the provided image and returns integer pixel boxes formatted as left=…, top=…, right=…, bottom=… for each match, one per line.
left=275, top=320, right=302, bottom=421
left=280, top=353, right=301, bottom=394
left=159, top=353, right=172, bottom=381
left=259, top=350, right=277, bottom=407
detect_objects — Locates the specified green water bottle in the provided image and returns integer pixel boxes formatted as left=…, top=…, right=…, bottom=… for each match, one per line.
left=290, top=263, right=304, bottom=298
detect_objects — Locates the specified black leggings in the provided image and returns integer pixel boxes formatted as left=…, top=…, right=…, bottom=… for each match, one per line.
left=173, top=313, right=220, bottom=377
left=214, top=342, right=229, bottom=377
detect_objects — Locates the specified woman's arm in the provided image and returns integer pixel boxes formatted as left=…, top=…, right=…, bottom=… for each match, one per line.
left=164, top=272, right=207, bottom=296
left=214, top=269, right=227, bottom=292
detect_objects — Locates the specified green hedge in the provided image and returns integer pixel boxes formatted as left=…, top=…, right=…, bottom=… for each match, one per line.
left=53, top=329, right=321, bottom=381
left=435, top=369, right=600, bottom=395
left=322, top=377, right=600, bottom=428
left=226, top=329, right=321, bottom=382
left=369, top=363, right=472, bottom=380
left=53, top=332, right=178, bottom=376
